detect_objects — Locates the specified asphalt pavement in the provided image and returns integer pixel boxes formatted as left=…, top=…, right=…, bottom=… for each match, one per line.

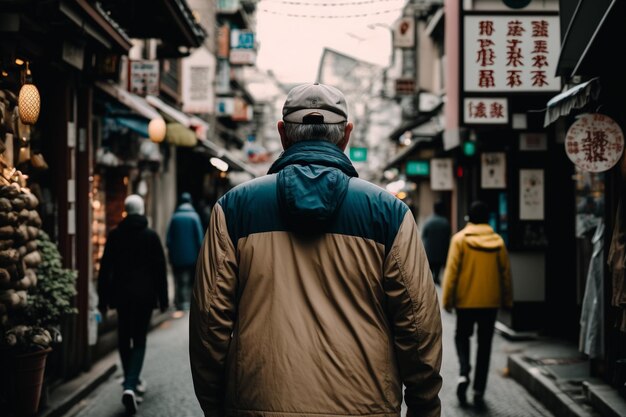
left=66, top=288, right=554, bottom=417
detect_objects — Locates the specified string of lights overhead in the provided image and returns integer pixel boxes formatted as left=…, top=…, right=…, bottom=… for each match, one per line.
left=257, top=7, right=403, bottom=18
left=259, top=0, right=403, bottom=7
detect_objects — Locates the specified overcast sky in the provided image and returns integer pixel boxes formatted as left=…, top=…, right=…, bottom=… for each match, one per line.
left=255, top=0, right=407, bottom=84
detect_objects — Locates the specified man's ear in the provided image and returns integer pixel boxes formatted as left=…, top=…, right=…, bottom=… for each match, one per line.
left=277, top=120, right=291, bottom=150
left=337, top=122, right=353, bottom=151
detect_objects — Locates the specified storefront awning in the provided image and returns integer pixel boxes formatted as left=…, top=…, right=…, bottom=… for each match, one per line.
left=543, top=77, right=600, bottom=127
left=95, top=81, right=162, bottom=121
left=388, top=102, right=444, bottom=142
left=115, top=117, right=149, bottom=138
left=198, top=138, right=258, bottom=178
left=146, top=95, right=209, bottom=139
left=146, top=95, right=191, bottom=126
left=166, top=122, right=197, bottom=147
left=384, top=134, right=441, bottom=171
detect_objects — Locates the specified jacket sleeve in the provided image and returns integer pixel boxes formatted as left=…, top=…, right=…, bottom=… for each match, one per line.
left=189, top=203, right=239, bottom=417
left=498, top=244, right=513, bottom=308
left=442, top=234, right=462, bottom=310
left=383, top=211, right=442, bottom=417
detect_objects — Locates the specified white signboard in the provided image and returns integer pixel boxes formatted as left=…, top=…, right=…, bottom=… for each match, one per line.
left=230, top=49, right=257, bottom=66
left=520, top=169, right=544, bottom=220
left=430, top=158, right=454, bottom=191
left=182, top=47, right=216, bottom=114
left=129, top=60, right=159, bottom=96
left=464, top=15, right=561, bottom=92
left=481, top=152, right=507, bottom=189
left=464, top=98, right=508, bottom=124
left=393, top=17, right=415, bottom=48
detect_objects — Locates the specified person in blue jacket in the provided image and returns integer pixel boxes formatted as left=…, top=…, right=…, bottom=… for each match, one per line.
left=166, top=192, right=204, bottom=311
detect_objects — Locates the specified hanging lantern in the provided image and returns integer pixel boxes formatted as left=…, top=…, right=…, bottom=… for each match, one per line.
left=18, top=62, right=41, bottom=125
left=148, top=118, right=166, bottom=143
left=18, top=85, right=40, bottom=125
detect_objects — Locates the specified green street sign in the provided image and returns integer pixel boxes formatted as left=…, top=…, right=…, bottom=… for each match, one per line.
left=463, top=141, right=476, bottom=157
left=349, top=147, right=368, bottom=162
left=406, top=160, right=429, bottom=176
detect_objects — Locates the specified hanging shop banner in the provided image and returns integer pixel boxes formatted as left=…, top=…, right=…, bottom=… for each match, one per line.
left=216, top=60, right=231, bottom=95
left=430, top=158, right=453, bottom=191
left=393, top=17, right=415, bottom=48
left=463, top=15, right=561, bottom=92
left=182, top=47, right=216, bottom=114
left=464, top=98, right=508, bottom=124
left=218, top=25, right=230, bottom=59
left=481, top=152, right=506, bottom=189
left=520, top=169, right=544, bottom=220
left=217, top=0, right=240, bottom=13
left=519, top=132, right=547, bottom=151
left=565, top=113, right=624, bottom=173
left=230, top=29, right=256, bottom=65
left=128, top=60, right=159, bottom=96
left=232, top=97, right=253, bottom=121
left=216, top=97, right=235, bottom=117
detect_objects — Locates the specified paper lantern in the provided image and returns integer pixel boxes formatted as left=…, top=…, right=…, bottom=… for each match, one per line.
left=148, top=118, right=166, bottom=143
left=18, top=83, right=40, bottom=125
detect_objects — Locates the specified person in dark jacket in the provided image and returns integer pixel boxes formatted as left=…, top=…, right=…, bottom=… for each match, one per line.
left=190, top=83, right=442, bottom=417
left=421, top=201, right=451, bottom=285
left=166, top=192, right=204, bottom=311
left=97, top=194, right=168, bottom=415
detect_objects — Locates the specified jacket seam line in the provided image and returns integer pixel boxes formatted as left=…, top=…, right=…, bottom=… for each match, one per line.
left=390, top=242, right=421, bottom=339
left=225, top=409, right=395, bottom=416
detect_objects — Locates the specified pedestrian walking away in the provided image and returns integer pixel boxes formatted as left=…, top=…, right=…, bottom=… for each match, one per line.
left=166, top=192, right=204, bottom=312
left=189, top=82, right=443, bottom=417
left=442, top=200, right=513, bottom=409
left=421, top=201, right=451, bottom=285
left=97, top=194, right=169, bottom=415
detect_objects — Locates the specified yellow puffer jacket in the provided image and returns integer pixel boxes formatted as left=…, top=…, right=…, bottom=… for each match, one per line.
left=442, top=223, right=512, bottom=309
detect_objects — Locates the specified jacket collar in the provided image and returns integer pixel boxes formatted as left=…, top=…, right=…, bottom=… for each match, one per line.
left=268, top=140, right=358, bottom=178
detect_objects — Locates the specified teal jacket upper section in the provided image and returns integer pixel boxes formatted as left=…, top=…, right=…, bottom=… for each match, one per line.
left=166, top=203, right=205, bottom=267
left=218, top=140, right=409, bottom=256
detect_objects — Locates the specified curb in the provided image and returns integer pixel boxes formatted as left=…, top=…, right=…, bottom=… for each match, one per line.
left=38, top=357, right=117, bottom=417
left=37, top=311, right=174, bottom=417
left=507, top=353, right=595, bottom=417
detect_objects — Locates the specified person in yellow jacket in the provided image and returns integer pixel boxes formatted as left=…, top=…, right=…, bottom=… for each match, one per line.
left=442, top=200, right=512, bottom=409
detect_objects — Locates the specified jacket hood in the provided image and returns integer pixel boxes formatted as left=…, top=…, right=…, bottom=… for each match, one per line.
left=176, top=203, right=196, bottom=212
left=119, top=214, right=148, bottom=231
left=463, top=223, right=502, bottom=251
left=268, top=140, right=358, bottom=234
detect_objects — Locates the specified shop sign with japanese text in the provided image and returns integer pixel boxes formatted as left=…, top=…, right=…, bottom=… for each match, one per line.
left=463, top=15, right=560, bottom=92
left=129, top=60, right=159, bottom=96
left=464, top=98, right=508, bottom=124
left=565, top=113, right=624, bottom=173
left=182, top=48, right=216, bottom=114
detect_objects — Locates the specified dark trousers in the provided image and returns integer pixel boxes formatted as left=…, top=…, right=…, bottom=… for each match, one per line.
left=173, top=266, right=195, bottom=311
left=454, top=308, right=498, bottom=395
left=430, top=263, right=443, bottom=284
left=117, top=304, right=153, bottom=391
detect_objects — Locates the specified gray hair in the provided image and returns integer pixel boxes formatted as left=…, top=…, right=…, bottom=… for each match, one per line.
left=283, top=122, right=346, bottom=145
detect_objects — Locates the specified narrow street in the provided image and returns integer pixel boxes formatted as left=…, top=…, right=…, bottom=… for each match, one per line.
left=67, top=289, right=554, bottom=417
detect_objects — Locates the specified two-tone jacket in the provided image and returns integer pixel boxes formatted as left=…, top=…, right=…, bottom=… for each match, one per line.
left=442, top=223, right=513, bottom=309
left=189, top=140, right=442, bottom=417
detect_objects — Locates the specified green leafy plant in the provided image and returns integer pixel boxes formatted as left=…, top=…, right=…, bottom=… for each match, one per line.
left=26, top=231, right=78, bottom=328
left=1, top=231, right=78, bottom=352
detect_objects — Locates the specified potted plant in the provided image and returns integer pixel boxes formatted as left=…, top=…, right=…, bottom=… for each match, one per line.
left=0, top=230, right=77, bottom=416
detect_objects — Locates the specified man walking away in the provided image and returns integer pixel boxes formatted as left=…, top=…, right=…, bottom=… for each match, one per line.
left=190, top=82, right=443, bottom=417
left=421, top=201, right=451, bottom=285
left=442, top=200, right=513, bottom=409
left=166, top=192, right=204, bottom=312
left=98, top=194, right=168, bottom=415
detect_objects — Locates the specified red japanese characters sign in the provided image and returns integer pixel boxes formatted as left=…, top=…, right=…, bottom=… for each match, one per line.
left=463, top=15, right=560, bottom=92
left=565, top=113, right=624, bottom=173
left=464, top=98, right=508, bottom=124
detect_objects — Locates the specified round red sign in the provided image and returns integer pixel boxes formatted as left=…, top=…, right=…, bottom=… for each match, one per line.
left=565, top=113, right=624, bottom=173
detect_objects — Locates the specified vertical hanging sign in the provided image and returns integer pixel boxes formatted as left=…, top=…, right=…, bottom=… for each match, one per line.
left=464, top=15, right=561, bottom=92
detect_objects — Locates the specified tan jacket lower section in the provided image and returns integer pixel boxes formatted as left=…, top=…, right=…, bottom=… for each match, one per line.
left=190, top=206, right=442, bottom=417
